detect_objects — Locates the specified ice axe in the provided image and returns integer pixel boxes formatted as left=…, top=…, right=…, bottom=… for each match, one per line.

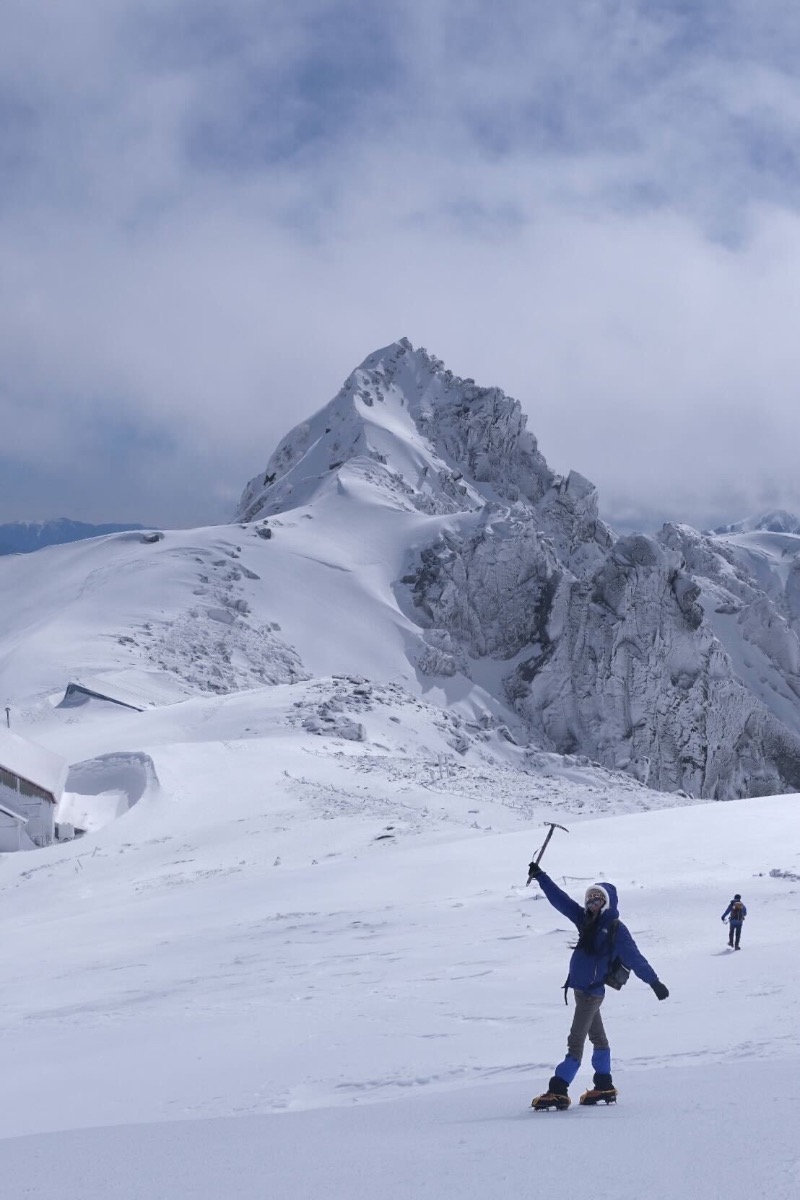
left=526, top=821, right=569, bottom=885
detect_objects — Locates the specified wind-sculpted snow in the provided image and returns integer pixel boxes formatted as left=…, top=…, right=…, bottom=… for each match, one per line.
left=713, top=509, right=800, bottom=535
left=660, top=522, right=800, bottom=726
left=698, top=519, right=800, bottom=634
left=237, top=340, right=800, bottom=800
left=59, top=751, right=160, bottom=832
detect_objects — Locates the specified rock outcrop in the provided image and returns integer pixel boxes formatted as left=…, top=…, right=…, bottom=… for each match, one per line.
left=238, top=339, right=800, bottom=800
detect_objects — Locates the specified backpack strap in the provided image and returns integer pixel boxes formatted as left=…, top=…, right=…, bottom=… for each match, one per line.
left=607, top=918, right=620, bottom=976
left=608, top=917, right=620, bottom=956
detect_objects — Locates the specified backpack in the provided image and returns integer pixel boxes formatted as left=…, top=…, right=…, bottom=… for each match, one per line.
left=730, top=901, right=745, bottom=922
left=562, top=918, right=630, bottom=1002
left=604, top=919, right=631, bottom=990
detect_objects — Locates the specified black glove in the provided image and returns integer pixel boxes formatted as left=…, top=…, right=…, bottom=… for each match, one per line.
left=527, top=861, right=542, bottom=878
left=651, top=980, right=669, bottom=1001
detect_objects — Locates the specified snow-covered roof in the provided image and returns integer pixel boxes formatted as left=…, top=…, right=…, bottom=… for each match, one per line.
left=0, top=727, right=67, bottom=800
left=61, top=683, right=144, bottom=712
left=60, top=670, right=190, bottom=712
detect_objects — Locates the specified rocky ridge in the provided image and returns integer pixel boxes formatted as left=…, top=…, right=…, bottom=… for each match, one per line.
left=237, top=339, right=800, bottom=800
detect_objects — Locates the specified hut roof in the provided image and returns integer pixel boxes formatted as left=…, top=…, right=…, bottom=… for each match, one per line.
left=0, top=727, right=67, bottom=801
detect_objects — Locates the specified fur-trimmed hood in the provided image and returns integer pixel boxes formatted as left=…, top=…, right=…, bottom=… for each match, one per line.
left=585, top=881, right=619, bottom=918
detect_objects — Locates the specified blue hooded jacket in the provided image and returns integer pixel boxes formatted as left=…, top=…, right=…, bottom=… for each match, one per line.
left=537, top=872, right=659, bottom=995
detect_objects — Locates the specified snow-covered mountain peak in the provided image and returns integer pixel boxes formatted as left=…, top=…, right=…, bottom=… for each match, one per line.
left=227, top=342, right=800, bottom=800
left=9, top=343, right=800, bottom=803
left=236, top=339, right=560, bottom=523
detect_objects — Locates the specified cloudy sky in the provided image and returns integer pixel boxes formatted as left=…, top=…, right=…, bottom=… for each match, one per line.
left=3, top=0, right=800, bottom=532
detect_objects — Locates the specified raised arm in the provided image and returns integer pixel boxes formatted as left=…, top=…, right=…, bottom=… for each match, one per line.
left=534, top=870, right=584, bottom=926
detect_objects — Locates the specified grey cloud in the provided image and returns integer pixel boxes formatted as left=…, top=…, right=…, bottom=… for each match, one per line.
left=3, top=2, right=800, bottom=529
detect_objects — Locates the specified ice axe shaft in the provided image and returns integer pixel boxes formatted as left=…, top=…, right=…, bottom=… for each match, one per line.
left=526, top=821, right=569, bottom=885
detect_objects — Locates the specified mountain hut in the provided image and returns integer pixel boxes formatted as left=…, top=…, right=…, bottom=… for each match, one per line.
left=0, top=727, right=67, bottom=849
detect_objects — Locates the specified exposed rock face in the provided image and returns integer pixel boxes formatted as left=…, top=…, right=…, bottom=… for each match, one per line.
left=405, top=516, right=562, bottom=662
left=238, top=339, right=800, bottom=800
left=237, top=339, right=558, bottom=523
left=505, top=533, right=800, bottom=797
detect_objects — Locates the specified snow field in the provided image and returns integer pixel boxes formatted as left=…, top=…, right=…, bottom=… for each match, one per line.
left=2, top=368, right=800, bottom=1199
left=1, top=752, right=799, bottom=1196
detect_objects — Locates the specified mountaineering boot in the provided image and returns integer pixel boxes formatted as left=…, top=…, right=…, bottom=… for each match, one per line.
left=531, top=1076, right=571, bottom=1112
left=579, top=1072, right=618, bottom=1106
left=579, top=1086, right=618, bottom=1105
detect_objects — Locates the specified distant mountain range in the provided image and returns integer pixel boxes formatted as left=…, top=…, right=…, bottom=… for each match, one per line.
left=0, top=519, right=144, bottom=556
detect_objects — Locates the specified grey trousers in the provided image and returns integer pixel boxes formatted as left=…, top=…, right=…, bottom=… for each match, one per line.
left=566, top=989, right=609, bottom=1061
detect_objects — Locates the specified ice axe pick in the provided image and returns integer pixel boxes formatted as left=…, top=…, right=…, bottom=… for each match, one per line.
left=526, top=821, right=569, bottom=885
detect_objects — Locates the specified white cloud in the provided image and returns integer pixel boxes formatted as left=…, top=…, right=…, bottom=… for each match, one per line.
left=3, top=1, right=800, bottom=528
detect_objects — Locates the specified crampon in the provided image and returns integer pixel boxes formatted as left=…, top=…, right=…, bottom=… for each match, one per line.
left=579, top=1086, right=618, bottom=1106
left=531, top=1092, right=571, bottom=1111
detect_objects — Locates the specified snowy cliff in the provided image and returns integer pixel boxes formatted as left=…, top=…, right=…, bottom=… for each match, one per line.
left=238, top=339, right=800, bottom=800
left=238, top=340, right=557, bottom=522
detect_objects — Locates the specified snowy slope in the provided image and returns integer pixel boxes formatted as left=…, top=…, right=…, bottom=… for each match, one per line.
left=2, top=343, right=800, bottom=1196
left=662, top=522, right=800, bottom=742
left=6, top=342, right=800, bottom=799
left=713, top=524, right=800, bottom=630
left=713, top=509, right=800, bottom=536
left=2, top=1058, right=799, bottom=1200
left=0, top=720, right=798, bottom=1198
left=0, top=486, right=519, bottom=734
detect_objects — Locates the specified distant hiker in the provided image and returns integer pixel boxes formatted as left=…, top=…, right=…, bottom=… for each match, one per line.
left=527, top=863, right=669, bottom=1111
left=721, top=894, right=747, bottom=949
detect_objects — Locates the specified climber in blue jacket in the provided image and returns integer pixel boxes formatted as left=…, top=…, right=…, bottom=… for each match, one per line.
left=528, top=864, right=669, bottom=1110
left=722, top=894, right=747, bottom=949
